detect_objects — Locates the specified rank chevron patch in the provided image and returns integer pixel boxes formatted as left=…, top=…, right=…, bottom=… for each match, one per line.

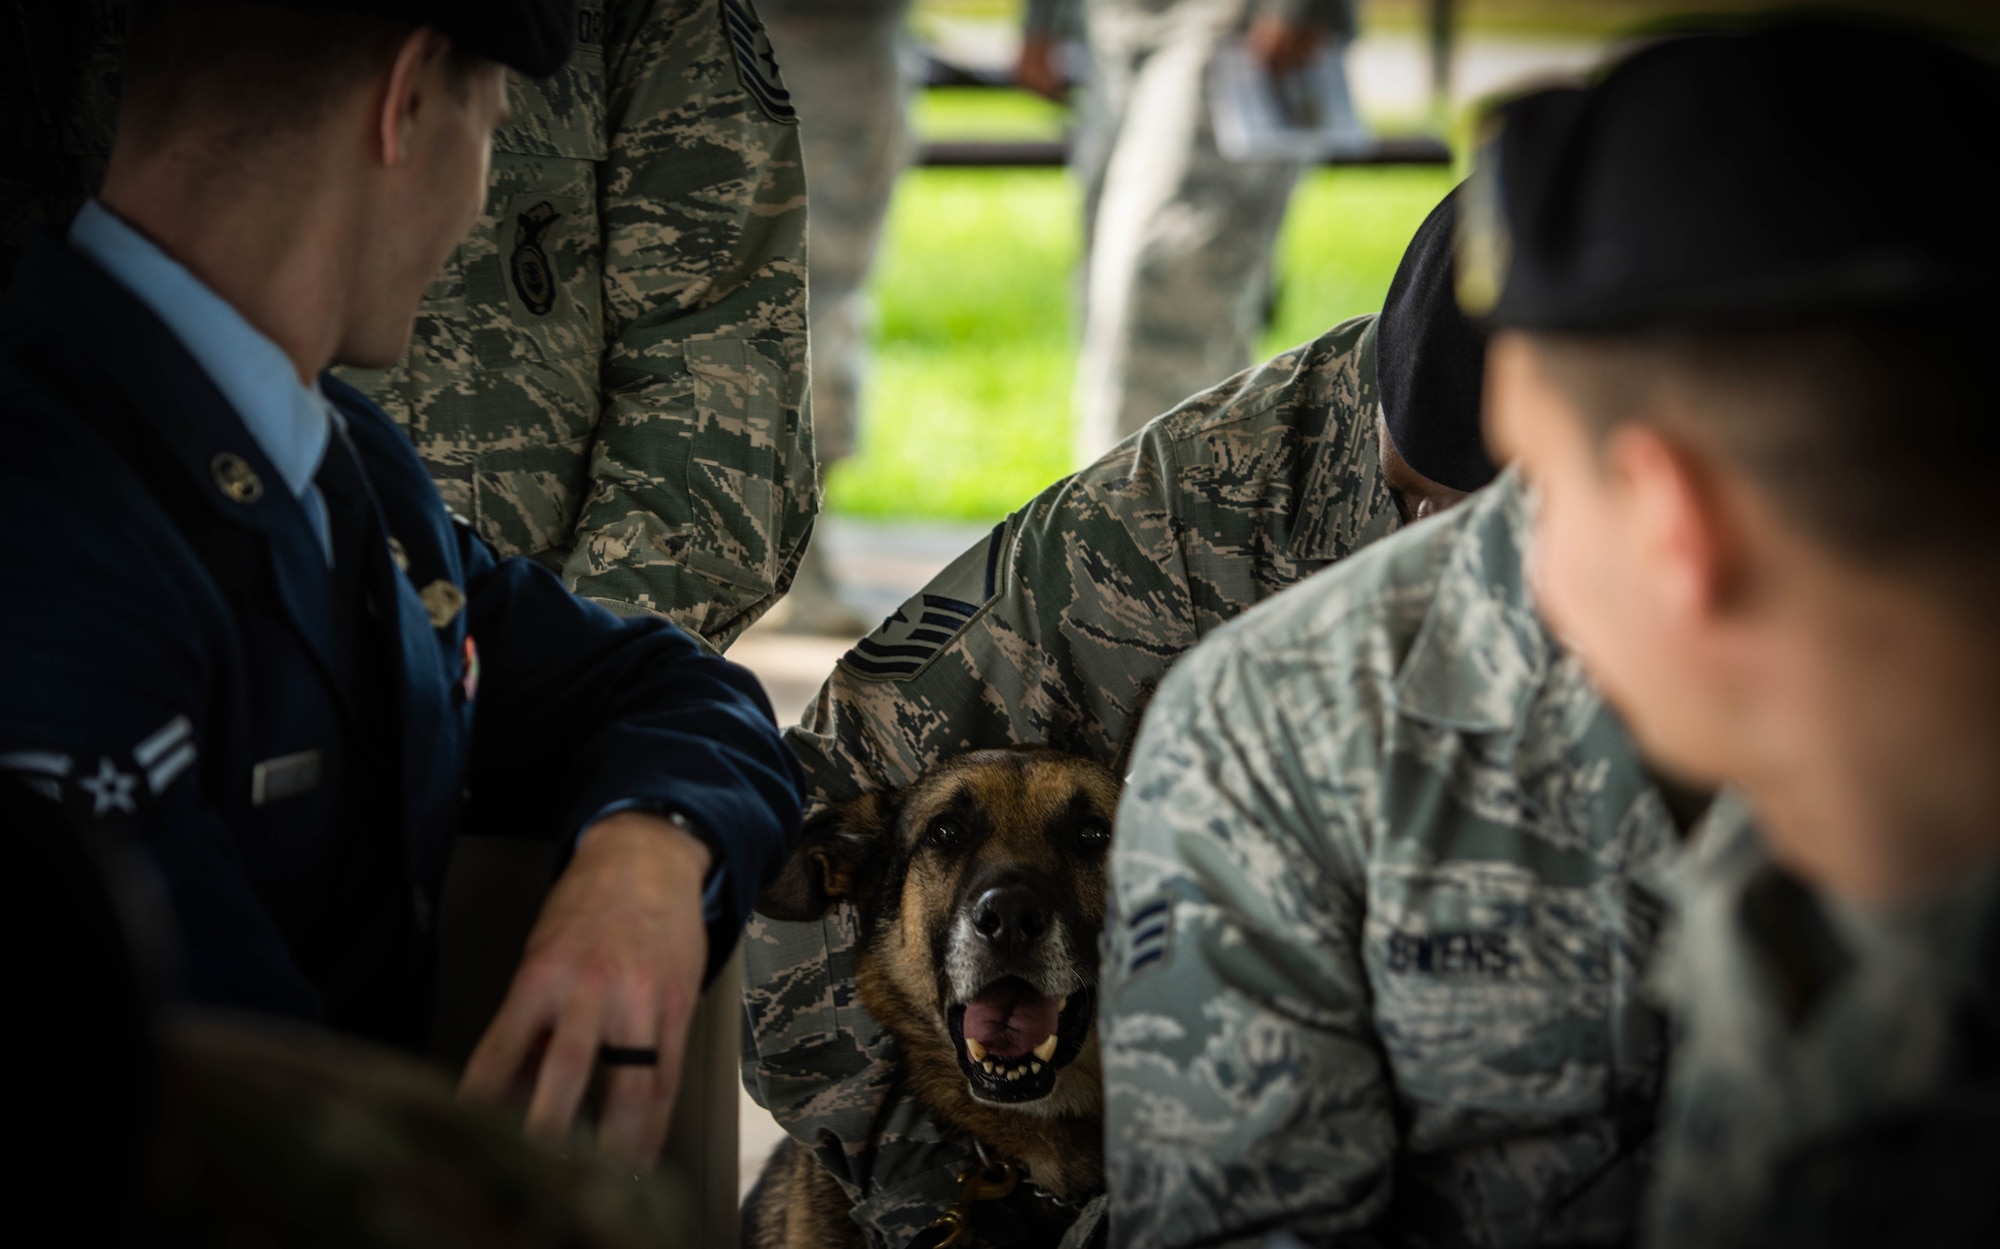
left=721, top=0, right=797, bottom=125
left=840, top=523, right=1008, bottom=682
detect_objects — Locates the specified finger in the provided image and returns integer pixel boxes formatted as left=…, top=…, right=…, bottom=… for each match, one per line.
left=631, top=992, right=697, bottom=1170
left=523, top=975, right=607, bottom=1146
left=600, top=984, right=696, bottom=1168
left=593, top=985, right=663, bottom=1166
left=460, top=968, right=558, bottom=1104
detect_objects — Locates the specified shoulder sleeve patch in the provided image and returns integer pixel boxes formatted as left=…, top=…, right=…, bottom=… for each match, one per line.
left=838, top=522, right=1007, bottom=682
left=721, top=0, right=798, bottom=125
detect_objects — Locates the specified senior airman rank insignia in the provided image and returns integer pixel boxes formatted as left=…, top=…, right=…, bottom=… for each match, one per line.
left=720, top=0, right=797, bottom=125
left=1121, top=896, right=1175, bottom=980
left=0, top=714, right=198, bottom=822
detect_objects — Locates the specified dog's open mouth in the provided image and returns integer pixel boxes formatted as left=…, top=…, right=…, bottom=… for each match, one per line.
left=944, top=977, right=1094, bottom=1104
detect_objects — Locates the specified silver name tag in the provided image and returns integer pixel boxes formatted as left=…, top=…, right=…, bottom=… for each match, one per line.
left=251, top=750, right=323, bottom=806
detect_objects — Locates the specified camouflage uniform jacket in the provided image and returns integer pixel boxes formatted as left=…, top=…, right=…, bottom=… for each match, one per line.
left=1643, top=798, right=2000, bottom=1248
left=1103, top=475, right=1680, bottom=1248
left=742, top=314, right=1400, bottom=1247
left=345, top=0, right=815, bottom=647
left=1, top=0, right=813, bottom=649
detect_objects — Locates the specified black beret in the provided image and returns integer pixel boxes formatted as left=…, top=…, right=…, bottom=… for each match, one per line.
left=1461, top=19, right=2000, bottom=331
left=1376, top=188, right=1495, bottom=494
left=302, top=0, right=576, bottom=77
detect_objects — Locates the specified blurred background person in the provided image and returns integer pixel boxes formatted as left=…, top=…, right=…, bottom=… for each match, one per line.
left=759, top=0, right=918, bottom=635
left=1065, top=0, right=1358, bottom=463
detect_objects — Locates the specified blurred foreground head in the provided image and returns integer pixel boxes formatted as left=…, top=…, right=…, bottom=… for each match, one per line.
left=1469, top=18, right=2000, bottom=901
left=11, top=771, right=693, bottom=1245
left=1374, top=186, right=1496, bottom=521
left=105, top=0, right=575, bottom=368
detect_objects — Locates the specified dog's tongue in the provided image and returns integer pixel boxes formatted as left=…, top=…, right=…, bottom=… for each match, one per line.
left=962, top=980, right=1060, bottom=1059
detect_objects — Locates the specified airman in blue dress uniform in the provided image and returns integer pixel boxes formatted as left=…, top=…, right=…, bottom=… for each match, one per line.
left=0, top=0, right=801, bottom=1167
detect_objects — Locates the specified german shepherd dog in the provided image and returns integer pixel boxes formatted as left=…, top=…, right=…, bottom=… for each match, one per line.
left=744, top=747, right=1121, bottom=1249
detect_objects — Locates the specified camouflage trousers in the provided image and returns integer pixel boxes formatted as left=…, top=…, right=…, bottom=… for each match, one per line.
left=1072, top=0, right=1303, bottom=463
left=760, top=0, right=916, bottom=466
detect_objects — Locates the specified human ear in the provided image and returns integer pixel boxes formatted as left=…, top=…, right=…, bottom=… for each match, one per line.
left=1604, top=424, right=1737, bottom=625
left=376, top=27, right=451, bottom=167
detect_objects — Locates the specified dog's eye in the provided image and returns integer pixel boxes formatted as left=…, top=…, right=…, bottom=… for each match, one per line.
left=928, top=822, right=965, bottom=850
left=1079, top=820, right=1112, bottom=848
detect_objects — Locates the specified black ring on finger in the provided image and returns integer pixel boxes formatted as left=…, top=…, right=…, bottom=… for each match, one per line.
left=597, top=1044, right=660, bottom=1067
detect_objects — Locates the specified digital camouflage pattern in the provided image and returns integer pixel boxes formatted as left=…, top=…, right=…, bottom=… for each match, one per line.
left=344, top=0, right=815, bottom=646
left=151, top=1014, right=696, bottom=1246
left=742, top=315, right=1400, bottom=1247
left=1071, top=0, right=1356, bottom=462
left=0, top=0, right=814, bottom=651
left=1102, top=475, right=1680, bottom=1247
left=1643, top=800, right=2000, bottom=1248
left=758, top=0, right=913, bottom=466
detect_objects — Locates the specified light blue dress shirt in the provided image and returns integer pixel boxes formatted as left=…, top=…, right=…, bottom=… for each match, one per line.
left=69, top=200, right=334, bottom=563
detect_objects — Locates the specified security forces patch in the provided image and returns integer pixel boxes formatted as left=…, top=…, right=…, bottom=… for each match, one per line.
left=839, top=522, right=1006, bottom=681
left=510, top=201, right=562, bottom=317
left=720, top=0, right=797, bottom=125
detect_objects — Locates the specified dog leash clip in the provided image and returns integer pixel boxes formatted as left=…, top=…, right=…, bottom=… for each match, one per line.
left=911, top=1159, right=1020, bottom=1249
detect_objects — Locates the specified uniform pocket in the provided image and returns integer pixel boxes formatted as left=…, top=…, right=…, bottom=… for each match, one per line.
left=1365, top=864, right=1614, bottom=1122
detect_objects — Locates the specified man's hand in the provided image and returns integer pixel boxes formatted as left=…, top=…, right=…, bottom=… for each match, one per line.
left=460, top=811, right=711, bottom=1168
left=1014, top=33, right=1069, bottom=103
left=1247, top=16, right=1327, bottom=76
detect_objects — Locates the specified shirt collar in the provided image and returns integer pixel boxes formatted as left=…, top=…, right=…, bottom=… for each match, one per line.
left=1387, top=470, right=1551, bottom=733
left=67, top=200, right=330, bottom=503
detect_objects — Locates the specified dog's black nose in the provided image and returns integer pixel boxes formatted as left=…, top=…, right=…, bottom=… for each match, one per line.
left=972, top=885, right=1049, bottom=955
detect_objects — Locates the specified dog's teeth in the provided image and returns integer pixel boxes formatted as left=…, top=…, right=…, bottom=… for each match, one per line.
left=1031, top=1061, right=1043, bottom=1074
left=982, top=1060, right=995, bottom=1074
left=1057, top=996, right=1069, bottom=1013
left=1007, top=1067, right=1022, bottom=1080
left=965, top=1037, right=988, bottom=1062
left=1033, top=1034, right=1059, bottom=1062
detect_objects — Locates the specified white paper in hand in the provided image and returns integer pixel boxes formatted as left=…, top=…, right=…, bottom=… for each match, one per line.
left=1210, top=38, right=1371, bottom=163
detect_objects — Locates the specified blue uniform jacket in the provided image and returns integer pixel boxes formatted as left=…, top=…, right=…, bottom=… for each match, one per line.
left=0, top=235, right=804, bottom=1039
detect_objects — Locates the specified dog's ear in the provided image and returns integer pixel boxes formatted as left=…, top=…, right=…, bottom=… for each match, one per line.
left=757, top=790, right=895, bottom=921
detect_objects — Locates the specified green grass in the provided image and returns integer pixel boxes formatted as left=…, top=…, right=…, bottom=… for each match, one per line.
left=916, top=87, right=1070, bottom=141
left=826, top=167, right=1079, bottom=521
left=825, top=158, right=1459, bottom=521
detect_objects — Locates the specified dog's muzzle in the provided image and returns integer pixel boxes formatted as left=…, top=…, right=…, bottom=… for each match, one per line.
left=942, top=881, right=1095, bottom=1105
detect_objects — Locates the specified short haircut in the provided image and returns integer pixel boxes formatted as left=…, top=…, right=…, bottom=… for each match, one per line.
left=1527, top=314, right=2000, bottom=586
left=119, top=1, right=478, bottom=152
